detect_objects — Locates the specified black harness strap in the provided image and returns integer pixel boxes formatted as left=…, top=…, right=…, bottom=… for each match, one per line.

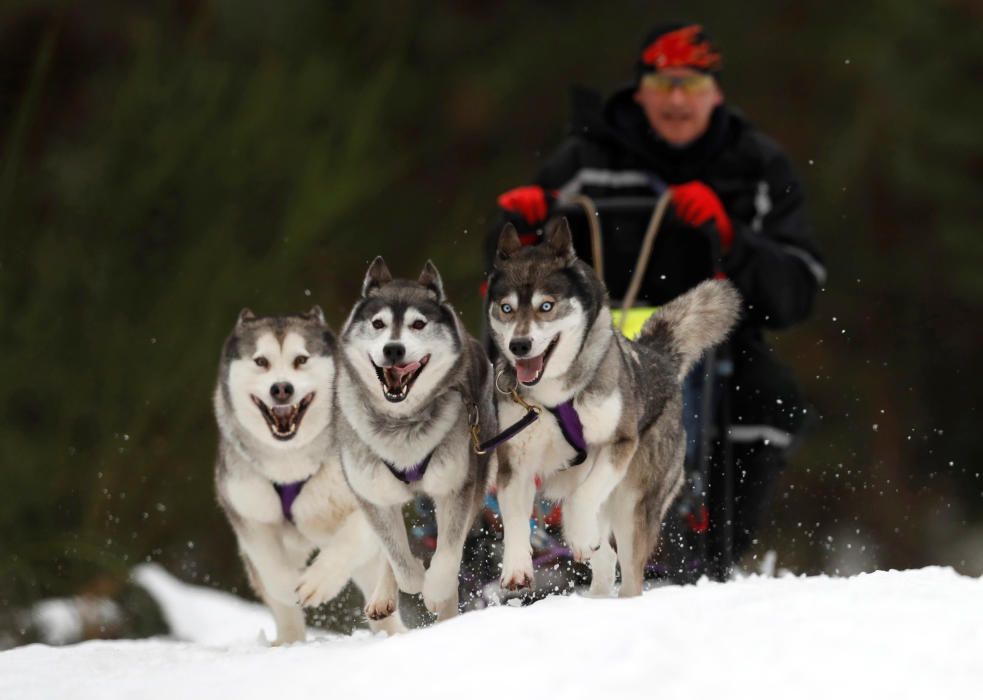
left=476, top=408, right=540, bottom=454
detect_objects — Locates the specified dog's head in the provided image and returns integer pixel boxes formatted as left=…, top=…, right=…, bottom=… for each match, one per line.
left=487, top=218, right=605, bottom=386
left=218, top=307, right=336, bottom=448
left=341, top=257, right=463, bottom=412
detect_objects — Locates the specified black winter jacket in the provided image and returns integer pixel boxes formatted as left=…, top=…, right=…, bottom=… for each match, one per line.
left=487, top=86, right=825, bottom=450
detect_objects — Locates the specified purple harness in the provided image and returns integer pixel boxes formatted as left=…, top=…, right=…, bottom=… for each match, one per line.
left=384, top=452, right=434, bottom=484
left=273, top=479, right=309, bottom=524
left=547, top=401, right=588, bottom=467
left=480, top=397, right=588, bottom=469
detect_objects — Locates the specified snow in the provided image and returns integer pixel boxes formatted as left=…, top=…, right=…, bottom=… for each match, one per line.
left=1, top=564, right=980, bottom=699
left=28, top=599, right=88, bottom=646
left=132, top=563, right=281, bottom=645
left=29, top=597, right=123, bottom=646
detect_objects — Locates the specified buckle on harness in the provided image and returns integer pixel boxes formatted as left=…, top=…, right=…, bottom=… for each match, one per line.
left=465, top=400, right=486, bottom=455
left=494, top=369, right=542, bottom=415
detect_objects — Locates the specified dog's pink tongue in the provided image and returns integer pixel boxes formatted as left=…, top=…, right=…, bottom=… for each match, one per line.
left=389, top=361, right=421, bottom=385
left=515, top=354, right=545, bottom=384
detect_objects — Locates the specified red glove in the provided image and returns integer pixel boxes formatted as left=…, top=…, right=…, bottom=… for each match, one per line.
left=497, top=185, right=550, bottom=224
left=669, top=181, right=734, bottom=253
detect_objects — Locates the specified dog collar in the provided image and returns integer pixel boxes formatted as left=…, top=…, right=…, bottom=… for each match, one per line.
left=547, top=401, right=588, bottom=468
left=384, top=452, right=433, bottom=484
left=272, top=478, right=310, bottom=523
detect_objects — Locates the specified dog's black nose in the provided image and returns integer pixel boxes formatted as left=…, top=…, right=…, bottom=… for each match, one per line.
left=509, top=337, right=532, bottom=357
left=383, top=343, right=406, bottom=364
left=270, top=382, right=294, bottom=404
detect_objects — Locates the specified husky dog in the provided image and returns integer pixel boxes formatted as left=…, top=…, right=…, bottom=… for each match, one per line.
left=214, top=307, right=405, bottom=644
left=336, top=259, right=495, bottom=620
left=487, top=220, right=741, bottom=597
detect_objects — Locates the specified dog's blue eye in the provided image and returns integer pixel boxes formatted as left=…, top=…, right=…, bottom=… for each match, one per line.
left=540, top=301, right=553, bottom=312
left=372, top=319, right=385, bottom=330
left=501, top=303, right=513, bottom=314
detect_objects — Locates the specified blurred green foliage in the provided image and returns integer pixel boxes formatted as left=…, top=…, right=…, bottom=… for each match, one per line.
left=0, top=0, right=981, bottom=611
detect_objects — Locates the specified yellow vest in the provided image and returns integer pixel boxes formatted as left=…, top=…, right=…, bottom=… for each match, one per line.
left=611, top=306, right=659, bottom=340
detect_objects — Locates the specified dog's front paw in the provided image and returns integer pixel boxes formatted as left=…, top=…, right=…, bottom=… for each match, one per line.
left=270, top=608, right=307, bottom=646
left=296, top=557, right=348, bottom=608
left=422, top=559, right=459, bottom=614
left=570, top=542, right=602, bottom=563
left=563, top=508, right=601, bottom=563
left=588, top=549, right=617, bottom=597
left=501, top=569, right=534, bottom=592
left=500, top=548, right=535, bottom=591
left=394, top=560, right=426, bottom=595
left=364, top=597, right=396, bottom=621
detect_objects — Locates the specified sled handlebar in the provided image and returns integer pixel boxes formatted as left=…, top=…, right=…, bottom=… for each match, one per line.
left=551, top=196, right=664, bottom=216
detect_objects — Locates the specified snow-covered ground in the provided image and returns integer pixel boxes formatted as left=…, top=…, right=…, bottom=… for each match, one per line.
left=1, top=564, right=980, bottom=699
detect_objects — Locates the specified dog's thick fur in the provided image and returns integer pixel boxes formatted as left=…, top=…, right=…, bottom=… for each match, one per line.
left=214, top=307, right=405, bottom=643
left=336, top=259, right=496, bottom=620
left=487, top=220, right=741, bottom=596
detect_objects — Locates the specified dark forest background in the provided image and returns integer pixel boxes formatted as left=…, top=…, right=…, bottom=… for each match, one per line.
left=1, top=0, right=981, bottom=617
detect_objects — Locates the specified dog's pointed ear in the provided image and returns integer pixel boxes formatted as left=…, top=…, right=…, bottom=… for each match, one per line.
left=418, top=260, right=445, bottom=302
left=545, top=217, right=576, bottom=263
left=496, top=222, right=523, bottom=261
left=307, top=305, right=326, bottom=324
left=362, top=256, right=393, bottom=297
left=237, top=308, right=256, bottom=328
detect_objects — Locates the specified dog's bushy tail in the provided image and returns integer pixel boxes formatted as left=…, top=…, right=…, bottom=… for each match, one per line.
left=636, top=279, right=742, bottom=382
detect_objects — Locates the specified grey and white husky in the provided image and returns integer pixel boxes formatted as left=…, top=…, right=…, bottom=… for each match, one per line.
left=336, top=259, right=496, bottom=620
left=487, top=220, right=741, bottom=597
left=214, top=307, right=405, bottom=643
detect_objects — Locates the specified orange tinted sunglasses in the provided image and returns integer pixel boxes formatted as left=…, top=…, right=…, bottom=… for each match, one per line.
left=640, top=72, right=714, bottom=94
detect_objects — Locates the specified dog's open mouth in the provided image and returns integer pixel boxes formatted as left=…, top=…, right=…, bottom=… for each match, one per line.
left=515, top=335, right=559, bottom=386
left=251, top=392, right=316, bottom=441
left=373, top=355, right=430, bottom=403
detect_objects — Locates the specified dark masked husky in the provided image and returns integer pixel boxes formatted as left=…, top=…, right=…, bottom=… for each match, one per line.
left=214, top=308, right=405, bottom=643
left=336, top=259, right=496, bottom=621
left=487, top=220, right=741, bottom=596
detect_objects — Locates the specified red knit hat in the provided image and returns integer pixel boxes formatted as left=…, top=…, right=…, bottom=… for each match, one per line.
left=637, top=23, right=722, bottom=76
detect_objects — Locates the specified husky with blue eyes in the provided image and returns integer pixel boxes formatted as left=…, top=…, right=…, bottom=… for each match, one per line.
left=334, top=258, right=496, bottom=621
left=487, top=219, right=741, bottom=597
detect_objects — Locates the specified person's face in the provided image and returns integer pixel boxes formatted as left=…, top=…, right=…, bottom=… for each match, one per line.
left=633, top=67, right=723, bottom=146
